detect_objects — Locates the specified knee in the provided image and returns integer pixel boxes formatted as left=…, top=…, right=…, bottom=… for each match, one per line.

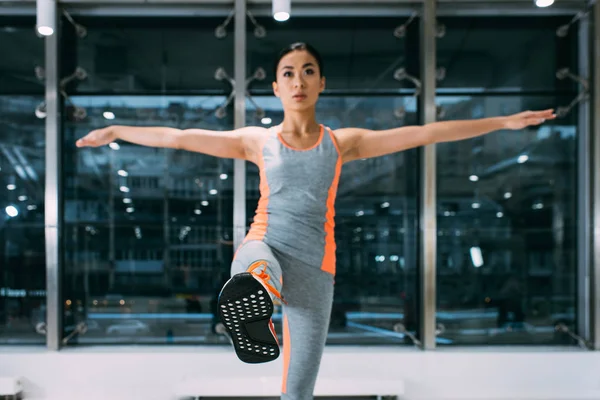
left=230, top=259, right=247, bottom=277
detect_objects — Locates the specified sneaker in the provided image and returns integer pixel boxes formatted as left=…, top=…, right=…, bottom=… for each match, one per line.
left=217, top=272, right=280, bottom=364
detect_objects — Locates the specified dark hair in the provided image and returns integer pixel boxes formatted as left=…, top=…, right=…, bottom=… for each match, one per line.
left=273, top=42, right=324, bottom=81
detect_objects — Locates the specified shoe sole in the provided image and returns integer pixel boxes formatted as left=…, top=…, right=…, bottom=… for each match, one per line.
left=217, top=273, right=280, bottom=364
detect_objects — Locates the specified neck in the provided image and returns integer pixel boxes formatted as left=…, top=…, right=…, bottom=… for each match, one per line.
left=280, top=108, right=320, bottom=135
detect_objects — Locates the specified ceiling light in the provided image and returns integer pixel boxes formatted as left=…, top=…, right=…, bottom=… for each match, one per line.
left=535, top=0, right=554, bottom=7
left=36, top=0, right=55, bottom=36
left=5, top=205, right=18, bottom=217
left=273, top=0, right=290, bottom=21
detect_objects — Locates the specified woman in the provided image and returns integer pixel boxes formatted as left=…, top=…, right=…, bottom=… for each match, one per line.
left=76, top=42, right=555, bottom=400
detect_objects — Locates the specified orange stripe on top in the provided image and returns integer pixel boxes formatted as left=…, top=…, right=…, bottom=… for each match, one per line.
left=245, top=141, right=270, bottom=242
left=321, top=128, right=343, bottom=276
left=281, top=314, right=291, bottom=394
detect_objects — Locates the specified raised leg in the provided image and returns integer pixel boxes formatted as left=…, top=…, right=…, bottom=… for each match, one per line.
left=218, top=240, right=284, bottom=363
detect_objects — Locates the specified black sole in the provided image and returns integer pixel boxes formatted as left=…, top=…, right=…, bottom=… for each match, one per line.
left=217, top=273, right=280, bottom=364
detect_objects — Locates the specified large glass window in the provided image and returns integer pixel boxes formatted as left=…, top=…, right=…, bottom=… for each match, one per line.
left=67, top=17, right=234, bottom=94
left=246, top=17, right=420, bottom=345
left=62, top=18, right=234, bottom=345
left=436, top=17, right=578, bottom=92
left=435, top=17, right=579, bottom=345
left=5, top=10, right=585, bottom=349
left=0, top=17, right=46, bottom=344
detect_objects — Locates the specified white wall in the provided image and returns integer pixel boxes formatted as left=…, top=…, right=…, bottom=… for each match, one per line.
left=1, top=346, right=599, bottom=400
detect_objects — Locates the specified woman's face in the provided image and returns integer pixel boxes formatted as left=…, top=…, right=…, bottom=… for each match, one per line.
left=272, top=50, right=325, bottom=112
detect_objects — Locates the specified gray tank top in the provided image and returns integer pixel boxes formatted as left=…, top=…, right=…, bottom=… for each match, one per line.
left=244, top=124, right=342, bottom=275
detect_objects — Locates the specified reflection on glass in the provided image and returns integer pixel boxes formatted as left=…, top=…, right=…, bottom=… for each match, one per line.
left=435, top=95, right=577, bottom=345
left=64, top=96, right=234, bottom=344
left=0, top=96, right=46, bottom=344
left=248, top=17, right=410, bottom=91
left=0, top=19, right=44, bottom=93
left=245, top=96, right=419, bottom=345
left=71, top=17, right=234, bottom=94
left=436, top=17, right=578, bottom=92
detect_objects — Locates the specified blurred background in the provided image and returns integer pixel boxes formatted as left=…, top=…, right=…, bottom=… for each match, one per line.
left=0, top=0, right=596, bottom=353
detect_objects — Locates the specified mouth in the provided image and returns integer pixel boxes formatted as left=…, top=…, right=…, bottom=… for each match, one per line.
left=292, top=94, right=307, bottom=101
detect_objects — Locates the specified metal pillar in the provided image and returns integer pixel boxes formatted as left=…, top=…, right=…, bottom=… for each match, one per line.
left=577, top=9, right=592, bottom=347
left=44, top=3, right=62, bottom=351
left=591, top=0, right=600, bottom=351
left=419, top=0, right=437, bottom=350
left=232, top=0, right=247, bottom=251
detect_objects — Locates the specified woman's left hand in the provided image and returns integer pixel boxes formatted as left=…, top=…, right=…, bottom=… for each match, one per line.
left=503, top=109, right=556, bottom=130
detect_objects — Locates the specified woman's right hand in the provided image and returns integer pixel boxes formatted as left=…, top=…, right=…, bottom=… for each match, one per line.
left=76, top=127, right=116, bottom=148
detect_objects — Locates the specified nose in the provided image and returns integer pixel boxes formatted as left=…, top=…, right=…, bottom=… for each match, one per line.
left=293, top=75, right=305, bottom=88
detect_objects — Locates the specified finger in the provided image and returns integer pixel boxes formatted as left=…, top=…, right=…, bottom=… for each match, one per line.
left=527, top=110, right=548, bottom=118
left=527, top=109, right=553, bottom=117
left=538, top=109, right=555, bottom=117
left=526, top=117, right=546, bottom=125
left=529, top=110, right=556, bottom=121
left=76, top=137, right=95, bottom=147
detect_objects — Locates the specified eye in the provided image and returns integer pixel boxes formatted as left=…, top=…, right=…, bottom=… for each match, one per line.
left=283, top=71, right=292, bottom=77
left=305, top=69, right=315, bottom=75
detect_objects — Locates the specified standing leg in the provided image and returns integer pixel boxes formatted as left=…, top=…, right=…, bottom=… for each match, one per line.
left=218, top=240, right=284, bottom=363
left=277, top=255, right=335, bottom=400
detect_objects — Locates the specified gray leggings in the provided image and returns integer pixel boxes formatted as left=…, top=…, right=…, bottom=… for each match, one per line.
left=231, top=240, right=335, bottom=400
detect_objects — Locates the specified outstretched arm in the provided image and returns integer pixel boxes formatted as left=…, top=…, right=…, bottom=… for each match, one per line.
left=336, top=109, right=556, bottom=163
left=76, top=125, right=263, bottom=161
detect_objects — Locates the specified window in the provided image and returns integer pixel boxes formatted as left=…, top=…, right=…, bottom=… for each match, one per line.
left=69, top=17, right=234, bottom=94
left=0, top=17, right=46, bottom=344
left=436, top=17, right=578, bottom=92
left=61, top=17, right=234, bottom=345
left=246, top=17, right=420, bottom=345
left=246, top=17, right=414, bottom=92
left=435, top=16, right=579, bottom=345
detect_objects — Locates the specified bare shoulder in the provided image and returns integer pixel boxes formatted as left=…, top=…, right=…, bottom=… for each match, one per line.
left=237, top=126, right=270, bottom=164
left=237, top=126, right=269, bottom=146
left=331, top=127, right=365, bottom=140
left=330, top=127, right=365, bottom=160
left=236, top=126, right=269, bottom=135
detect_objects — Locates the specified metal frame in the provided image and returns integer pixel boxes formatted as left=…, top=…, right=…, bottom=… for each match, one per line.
left=419, top=0, right=437, bottom=350
left=44, top=2, right=62, bottom=351
left=577, top=6, right=591, bottom=348
left=592, top=0, right=600, bottom=351
left=232, top=0, right=246, bottom=251
left=0, top=0, right=585, bottom=17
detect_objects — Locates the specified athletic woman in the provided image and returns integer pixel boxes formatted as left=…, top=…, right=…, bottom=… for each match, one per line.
left=76, top=42, right=555, bottom=400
